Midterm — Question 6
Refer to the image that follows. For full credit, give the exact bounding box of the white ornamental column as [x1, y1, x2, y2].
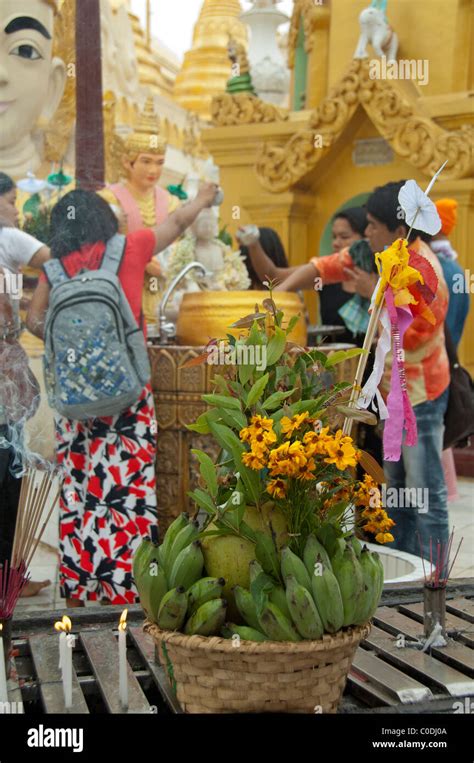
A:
[240, 0, 290, 106]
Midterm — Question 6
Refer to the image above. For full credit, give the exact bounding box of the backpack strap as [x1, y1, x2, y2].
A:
[43, 259, 69, 288]
[101, 234, 127, 276]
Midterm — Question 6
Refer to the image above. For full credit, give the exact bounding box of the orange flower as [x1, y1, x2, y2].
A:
[266, 478, 287, 499]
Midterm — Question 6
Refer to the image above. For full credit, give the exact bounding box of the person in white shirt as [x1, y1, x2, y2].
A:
[0, 172, 50, 596]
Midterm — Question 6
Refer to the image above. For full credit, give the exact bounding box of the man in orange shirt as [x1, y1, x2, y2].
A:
[242, 181, 450, 556]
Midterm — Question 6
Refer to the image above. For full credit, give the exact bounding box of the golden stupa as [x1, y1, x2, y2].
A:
[173, 0, 248, 120]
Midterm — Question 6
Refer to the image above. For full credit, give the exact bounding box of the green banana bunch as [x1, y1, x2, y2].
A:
[331, 546, 364, 627]
[281, 546, 312, 593]
[303, 534, 332, 576]
[184, 598, 227, 636]
[187, 576, 225, 616]
[169, 540, 204, 590]
[157, 586, 188, 631]
[258, 601, 301, 642]
[269, 585, 292, 621]
[353, 546, 380, 625]
[165, 519, 200, 577]
[311, 558, 344, 633]
[285, 575, 323, 640]
[158, 513, 189, 571]
[223, 623, 269, 642]
[234, 585, 261, 630]
[133, 537, 152, 583]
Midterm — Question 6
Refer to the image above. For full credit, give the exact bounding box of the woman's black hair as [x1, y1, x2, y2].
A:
[366, 180, 432, 243]
[49, 189, 119, 259]
[333, 206, 368, 237]
[0, 172, 15, 197]
[239, 227, 289, 288]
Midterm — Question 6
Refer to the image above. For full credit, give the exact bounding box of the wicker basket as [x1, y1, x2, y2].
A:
[144, 620, 370, 713]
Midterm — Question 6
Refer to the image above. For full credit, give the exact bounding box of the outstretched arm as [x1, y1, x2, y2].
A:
[152, 183, 219, 255]
[26, 281, 50, 340]
[274, 263, 320, 291]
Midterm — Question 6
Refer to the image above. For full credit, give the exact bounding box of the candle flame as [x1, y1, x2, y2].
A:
[0, 624, 3, 633]
[54, 615, 72, 633]
[118, 608, 128, 632]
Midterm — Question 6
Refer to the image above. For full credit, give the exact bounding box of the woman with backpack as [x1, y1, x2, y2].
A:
[27, 183, 219, 606]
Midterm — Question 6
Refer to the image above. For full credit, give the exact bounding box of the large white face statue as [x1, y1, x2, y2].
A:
[191, 208, 219, 242]
[0, 0, 66, 176]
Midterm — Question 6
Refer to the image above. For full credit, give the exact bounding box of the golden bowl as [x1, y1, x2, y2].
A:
[176, 291, 308, 347]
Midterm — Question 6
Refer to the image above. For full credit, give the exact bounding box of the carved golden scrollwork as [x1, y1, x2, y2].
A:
[257, 59, 474, 192]
[103, 92, 126, 184]
[211, 93, 289, 126]
[44, 0, 76, 163]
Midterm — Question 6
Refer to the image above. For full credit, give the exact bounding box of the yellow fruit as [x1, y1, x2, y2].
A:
[201, 503, 288, 619]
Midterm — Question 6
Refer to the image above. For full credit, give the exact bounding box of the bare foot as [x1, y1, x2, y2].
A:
[20, 580, 51, 598]
[66, 598, 85, 608]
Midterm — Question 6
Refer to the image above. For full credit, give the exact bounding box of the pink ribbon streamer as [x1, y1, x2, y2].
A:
[383, 288, 418, 461]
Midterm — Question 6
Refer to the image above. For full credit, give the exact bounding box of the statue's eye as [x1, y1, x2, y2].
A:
[10, 45, 42, 61]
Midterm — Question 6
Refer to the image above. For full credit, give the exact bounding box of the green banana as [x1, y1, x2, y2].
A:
[350, 535, 363, 558]
[285, 574, 323, 640]
[371, 550, 385, 604]
[234, 585, 261, 630]
[331, 546, 364, 627]
[224, 623, 269, 642]
[169, 540, 203, 590]
[258, 601, 301, 642]
[166, 520, 200, 575]
[249, 559, 264, 585]
[269, 584, 292, 621]
[353, 547, 379, 625]
[158, 513, 189, 571]
[133, 540, 160, 585]
[157, 586, 188, 631]
[184, 598, 227, 636]
[187, 576, 225, 616]
[303, 534, 332, 577]
[133, 537, 152, 583]
[145, 564, 169, 623]
[311, 560, 344, 633]
[281, 546, 312, 593]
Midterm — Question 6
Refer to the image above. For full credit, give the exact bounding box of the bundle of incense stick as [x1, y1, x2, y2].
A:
[11, 468, 60, 573]
[418, 529, 463, 589]
[0, 560, 29, 619]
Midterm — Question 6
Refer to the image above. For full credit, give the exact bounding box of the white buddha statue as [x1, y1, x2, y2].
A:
[158, 207, 250, 322]
[0, 0, 67, 179]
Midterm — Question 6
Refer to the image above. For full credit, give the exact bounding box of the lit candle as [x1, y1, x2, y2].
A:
[54, 616, 73, 709]
[118, 609, 128, 711]
[0, 624, 9, 703]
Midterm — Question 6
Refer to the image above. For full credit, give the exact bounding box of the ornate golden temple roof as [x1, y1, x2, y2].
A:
[173, 0, 248, 121]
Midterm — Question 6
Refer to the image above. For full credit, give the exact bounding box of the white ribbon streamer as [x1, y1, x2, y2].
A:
[357, 304, 391, 420]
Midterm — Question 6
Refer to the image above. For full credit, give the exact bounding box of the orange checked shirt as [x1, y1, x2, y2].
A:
[311, 239, 450, 407]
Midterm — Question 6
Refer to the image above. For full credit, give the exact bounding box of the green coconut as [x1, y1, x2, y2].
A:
[201, 503, 288, 620]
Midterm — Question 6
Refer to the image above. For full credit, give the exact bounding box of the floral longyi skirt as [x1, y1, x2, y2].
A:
[55, 385, 158, 604]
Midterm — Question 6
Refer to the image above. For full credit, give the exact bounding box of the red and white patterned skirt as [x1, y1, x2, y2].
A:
[55, 385, 158, 604]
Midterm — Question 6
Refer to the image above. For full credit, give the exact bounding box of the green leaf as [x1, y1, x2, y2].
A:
[265, 326, 287, 367]
[325, 348, 366, 368]
[186, 413, 211, 434]
[191, 449, 218, 499]
[262, 389, 296, 411]
[250, 572, 275, 618]
[285, 313, 300, 336]
[255, 531, 281, 581]
[211, 374, 230, 394]
[209, 422, 261, 506]
[238, 357, 254, 387]
[187, 489, 216, 515]
[246, 320, 263, 347]
[246, 372, 270, 408]
[239, 520, 258, 543]
[201, 393, 242, 411]
[219, 407, 248, 431]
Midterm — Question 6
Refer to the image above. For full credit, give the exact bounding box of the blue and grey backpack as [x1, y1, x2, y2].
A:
[43, 234, 151, 420]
